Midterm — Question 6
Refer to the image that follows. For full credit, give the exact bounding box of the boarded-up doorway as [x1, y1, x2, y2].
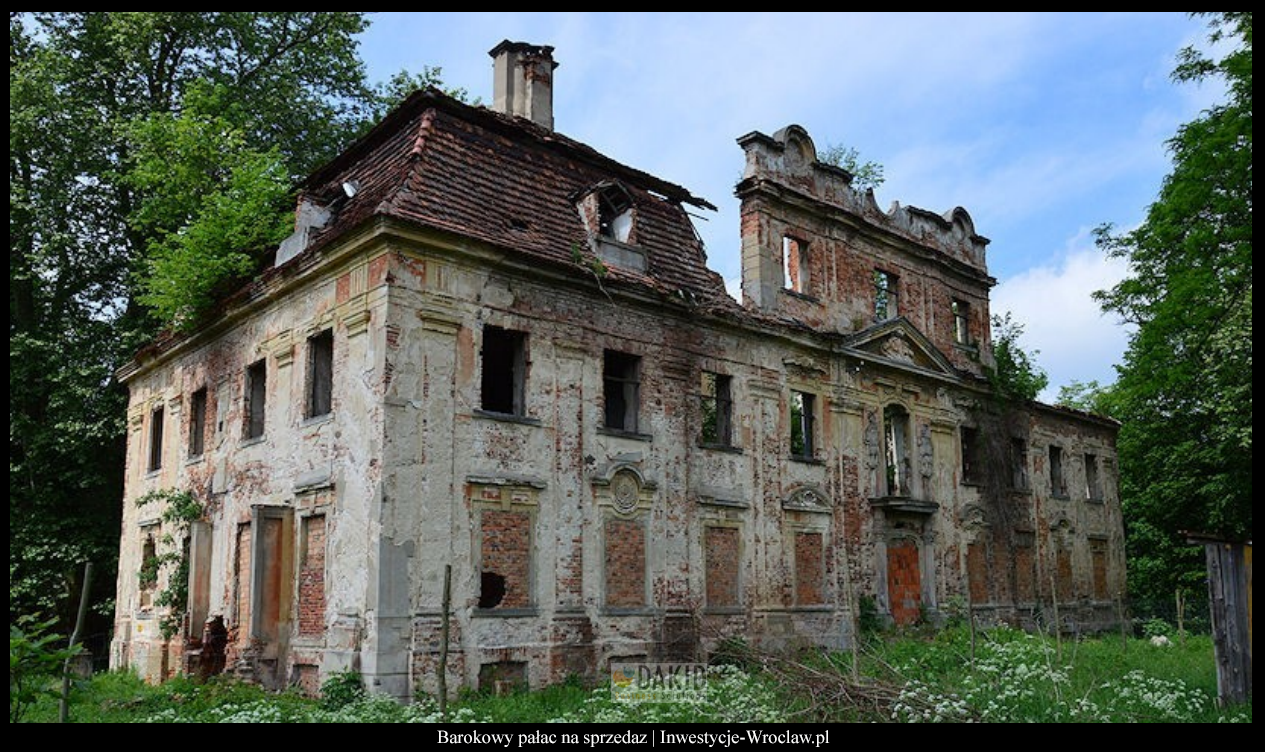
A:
[887, 540, 922, 626]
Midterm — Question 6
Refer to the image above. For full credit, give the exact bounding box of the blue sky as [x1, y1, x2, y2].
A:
[358, 12, 1220, 401]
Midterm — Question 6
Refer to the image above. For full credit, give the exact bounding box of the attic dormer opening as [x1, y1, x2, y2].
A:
[597, 185, 634, 243]
[578, 182, 647, 273]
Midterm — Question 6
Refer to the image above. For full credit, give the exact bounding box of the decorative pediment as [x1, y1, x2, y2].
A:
[783, 485, 831, 514]
[846, 317, 959, 379]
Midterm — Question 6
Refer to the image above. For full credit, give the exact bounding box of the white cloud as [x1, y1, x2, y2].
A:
[991, 230, 1132, 402]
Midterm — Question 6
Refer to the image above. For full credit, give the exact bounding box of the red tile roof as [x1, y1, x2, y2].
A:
[300, 88, 732, 305]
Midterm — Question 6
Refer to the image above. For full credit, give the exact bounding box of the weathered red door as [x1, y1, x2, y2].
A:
[887, 540, 922, 626]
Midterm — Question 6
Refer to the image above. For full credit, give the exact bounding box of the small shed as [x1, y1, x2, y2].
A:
[1185, 532, 1252, 705]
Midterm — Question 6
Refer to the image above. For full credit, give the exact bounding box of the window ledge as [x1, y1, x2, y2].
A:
[1086, 497, 1105, 505]
[472, 607, 538, 619]
[953, 342, 979, 354]
[698, 441, 742, 454]
[301, 413, 334, 429]
[473, 409, 542, 427]
[961, 479, 985, 488]
[601, 607, 656, 617]
[185, 454, 205, 466]
[790, 455, 824, 466]
[702, 607, 745, 616]
[239, 436, 266, 448]
[597, 427, 653, 442]
[1051, 493, 1070, 501]
[779, 288, 820, 303]
[787, 605, 834, 612]
[145, 469, 162, 478]
[1008, 487, 1032, 496]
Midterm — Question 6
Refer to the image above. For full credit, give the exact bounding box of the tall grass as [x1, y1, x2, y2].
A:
[24, 627, 1248, 723]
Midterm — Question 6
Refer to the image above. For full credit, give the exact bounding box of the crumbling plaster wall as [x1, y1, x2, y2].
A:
[112, 244, 392, 686]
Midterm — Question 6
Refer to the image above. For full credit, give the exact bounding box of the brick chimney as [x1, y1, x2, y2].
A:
[489, 40, 558, 131]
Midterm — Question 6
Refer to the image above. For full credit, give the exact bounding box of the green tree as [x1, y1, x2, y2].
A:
[9, 12, 435, 627]
[1094, 13, 1252, 603]
[817, 142, 885, 191]
[987, 312, 1048, 403]
[1055, 379, 1116, 417]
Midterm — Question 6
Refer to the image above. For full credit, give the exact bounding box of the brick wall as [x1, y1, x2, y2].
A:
[234, 523, 251, 639]
[967, 542, 988, 603]
[704, 526, 739, 608]
[298, 515, 326, 636]
[480, 509, 532, 608]
[794, 531, 824, 606]
[1090, 540, 1108, 600]
[1055, 547, 1073, 602]
[604, 518, 645, 608]
[1014, 542, 1035, 602]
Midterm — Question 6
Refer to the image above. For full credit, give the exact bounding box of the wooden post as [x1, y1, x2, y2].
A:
[1175, 588, 1186, 649]
[1048, 567, 1062, 661]
[1117, 592, 1128, 652]
[59, 561, 93, 723]
[438, 563, 451, 720]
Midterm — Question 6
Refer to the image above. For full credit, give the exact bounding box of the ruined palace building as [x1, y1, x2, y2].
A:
[112, 42, 1122, 696]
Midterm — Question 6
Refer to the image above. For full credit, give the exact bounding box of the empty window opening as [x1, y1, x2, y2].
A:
[874, 270, 898, 321]
[952, 299, 971, 344]
[961, 426, 983, 484]
[1011, 438, 1029, 491]
[188, 387, 208, 458]
[790, 391, 816, 459]
[480, 327, 527, 416]
[139, 533, 158, 608]
[782, 236, 809, 293]
[700, 372, 733, 446]
[598, 187, 633, 243]
[148, 406, 165, 472]
[306, 329, 333, 419]
[1049, 445, 1067, 497]
[884, 405, 912, 496]
[479, 572, 507, 609]
[1085, 453, 1102, 501]
[244, 360, 267, 440]
[603, 350, 642, 432]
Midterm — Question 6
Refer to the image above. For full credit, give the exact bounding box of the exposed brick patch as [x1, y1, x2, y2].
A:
[886, 540, 920, 625]
[1090, 540, 1108, 600]
[966, 542, 988, 603]
[704, 527, 740, 608]
[298, 515, 326, 636]
[605, 518, 645, 608]
[234, 523, 252, 640]
[1014, 543, 1035, 602]
[295, 664, 320, 697]
[1055, 547, 1074, 602]
[794, 531, 824, 606]
[480, 510, 531, 608]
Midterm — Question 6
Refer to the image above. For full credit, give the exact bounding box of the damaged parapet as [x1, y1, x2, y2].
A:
[490, 40, 558, 131]
[737, 125, 989, 272]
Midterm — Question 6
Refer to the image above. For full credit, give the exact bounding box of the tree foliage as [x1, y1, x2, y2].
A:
[9, 12, 430, 628]
[817, 142, 886, 191]
[1055, 379, 1116, 417]
[1094, 13, 1252, 602]
[987, 312, 1049, 403]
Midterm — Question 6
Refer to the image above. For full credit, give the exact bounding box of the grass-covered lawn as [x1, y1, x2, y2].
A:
[21, 627, 1251, 723]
